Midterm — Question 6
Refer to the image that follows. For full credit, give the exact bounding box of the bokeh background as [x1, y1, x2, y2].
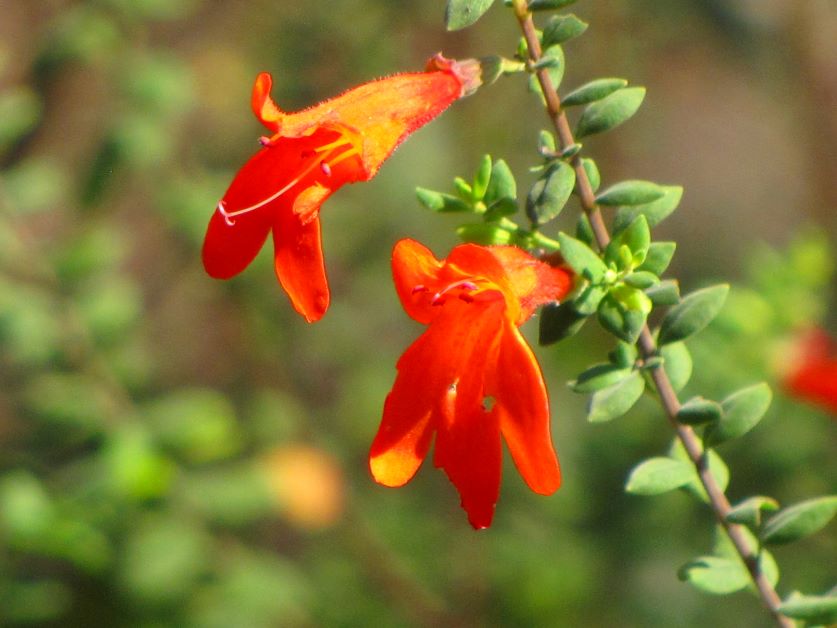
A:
[1, 0, 834, 626]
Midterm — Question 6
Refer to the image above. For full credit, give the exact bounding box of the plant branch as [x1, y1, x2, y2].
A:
[511, 3, 792, 626]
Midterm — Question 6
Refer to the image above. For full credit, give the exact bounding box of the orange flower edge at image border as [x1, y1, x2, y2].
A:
[369, 239, 574, 529]
[202, 55, 481, 322]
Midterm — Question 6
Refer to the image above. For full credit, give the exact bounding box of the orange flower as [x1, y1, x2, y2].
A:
[783, 328, 837, 416]
[369, 239, 573, 528]
[202, 55, 480, 322]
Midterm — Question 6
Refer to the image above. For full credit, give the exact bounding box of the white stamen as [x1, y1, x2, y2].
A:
[215, 137, 360, 227]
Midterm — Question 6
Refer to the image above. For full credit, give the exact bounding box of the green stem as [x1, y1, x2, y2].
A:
[512, 5, 793, 627]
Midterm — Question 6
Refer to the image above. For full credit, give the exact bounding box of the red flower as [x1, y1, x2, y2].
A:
[369, 239, 573, 529]
[202, 55, 480, 322]
[783, 328, 837, 416]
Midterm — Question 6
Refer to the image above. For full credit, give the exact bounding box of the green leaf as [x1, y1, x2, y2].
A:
[445, 0, 495, 30]
[571, 363, 632, 393]
[657, 284, 729, 345]
[573, 283, 607, 315]
[528, 0, 578, 10]
[660, 342, 692, 392]
[453, 176, 473, 199]
[483, 197, 519, 220]
[726, 496, 780, 529]
[597, 293, 646, 343]
[778, 592, 837, 625]
[575, 213, 595, 246]
[561, 78, 627, 108]
[529, 44, 565, 95]
[639, 242, 676, 276]
[539, 301, 587, 345]
[677, 396, 722, 426]
[472, 154, 492, 201]
[605, 215, 650, 267]
[526, 161, 575, 225]
[761, 495, 837, 546]
[541, 14, 588, 47]
[609, 341, 638, 368]
[625, 457, 694, 495]
[587, 370, 644, 422]
[557, 232, 606, 282]
[580, 158, 600, 192]
[705, 383, 772, 446]
[611, 284, 652, 314]
[416, 188, 472, 213]
[456, 223, 514, 245]
[623, 271, 659, 290]
[484, 158, 517, 204]
[575, 87, 645, 138]
[538, 129, 556, 156]
[613, 185, 683, 231]
[678, 556, 749, 595]
[596, 180, 666, 207]
[646, 279, 680, 306]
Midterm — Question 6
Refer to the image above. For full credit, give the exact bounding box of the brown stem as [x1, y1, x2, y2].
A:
[512, 3, 792, 626]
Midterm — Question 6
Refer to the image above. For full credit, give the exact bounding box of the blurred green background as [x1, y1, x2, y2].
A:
[0, 1, 834, 626]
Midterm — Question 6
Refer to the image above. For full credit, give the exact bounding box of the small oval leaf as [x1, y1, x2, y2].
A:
[587, 370, 645, 423]
[625, 457, 694, 495]
[539, 300, 587, 346]
[726, 496, 780, 529]
[542, 14, 588, 47]
[484, 158, 517, 204]
[657, 284, 729, 345]
[646, 279, 681, 306]
[526, 160, 575, 225]
[445, 0, 496, 31]
[456, 223, 513, 245]
[597, 293, 646, 344]
[761, 495, 837, 546]
[562, 78, 627, 108]
[778, 593, 837, 625]
[575, 87, 645, 138]
[613, 185, 683, 231]
[596, 180, 666, 206]
[677, 396, 722, 426]
[471, 154, 493, 201]
[557, 232, 607, 282]
[678, 556, 749, 595]
[580, 158, 600, 192]
[605, 215, 650, 267]
[705, 383, 772, 446]
[571, 363, 631, 393]
[639, 242, 676, 276]
[416, 188, 472, 213]
[660, 341, 692, 392]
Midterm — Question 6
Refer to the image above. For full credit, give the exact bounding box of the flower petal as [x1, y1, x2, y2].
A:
[369, 331, 441, 487]
[492, 324, 561, 495]
[435, 399, 502, 530]
[272, 207, 329, 323]
[391, 239, 444, 324]
[202, 151, 277, 279]
[251, 72, 283, 132]
[430, 300, 505, 529]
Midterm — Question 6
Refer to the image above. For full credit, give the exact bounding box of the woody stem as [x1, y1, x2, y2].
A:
[511, 3, 792, 626]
